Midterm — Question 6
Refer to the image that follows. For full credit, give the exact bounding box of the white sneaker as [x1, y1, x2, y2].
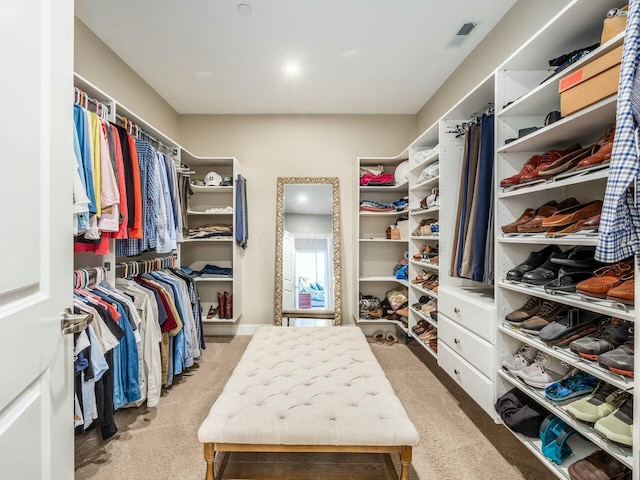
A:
[517, 352, 573, 389]
[502, 344, 539, 375]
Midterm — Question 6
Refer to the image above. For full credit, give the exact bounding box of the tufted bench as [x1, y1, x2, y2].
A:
[198, 326, 420, 480]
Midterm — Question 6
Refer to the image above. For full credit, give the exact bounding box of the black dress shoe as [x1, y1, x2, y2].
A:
[506, 245, 562, 281]
[549, 245, 598, 268]
[543, 267, 596, 293]
[521, 252, 566, 285]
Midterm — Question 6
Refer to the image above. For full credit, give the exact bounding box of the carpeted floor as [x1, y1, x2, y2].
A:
[75, 334, 555, 480]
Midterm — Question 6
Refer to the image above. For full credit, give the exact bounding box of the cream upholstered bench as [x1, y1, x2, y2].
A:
[198, 326, 420, 480]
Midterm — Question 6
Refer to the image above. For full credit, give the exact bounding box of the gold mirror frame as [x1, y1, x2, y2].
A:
[274, 177, 341, 326]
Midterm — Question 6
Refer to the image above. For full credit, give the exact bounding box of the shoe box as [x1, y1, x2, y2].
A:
[559, 44, 623, 117]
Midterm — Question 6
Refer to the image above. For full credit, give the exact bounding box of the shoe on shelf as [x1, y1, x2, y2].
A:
[501, 344, 539, 375]
[567, 450, 631, 480]
[517, 351, 574, 389]
[594, 395, 633, 446]
[607, 278, 635, 305]
[505, 296, 542, 325]
[542, 267, 596, 293]
[506, 245, 562, 281]
[538, 145, 593, 178]
[541, 200, 603, 228]
[569, 318, 632, 361]
[501, 201, 560, 234]
[566, 381, 626, 423]
[598, 327, 635, 377]
[518, 144, 581, 183]
[549, 245, 598, 269]
[206, 304, 216, 319]
[538, 308, 605, 346]
[517, 198, 580, 233]
[544, 370, 598, 405]
[576, 260, 634, 298]
[521, 252, 564, 285]
[519, 301, 568, 335]
[575, 123, 616, 171]
[500, 154, 543, 187]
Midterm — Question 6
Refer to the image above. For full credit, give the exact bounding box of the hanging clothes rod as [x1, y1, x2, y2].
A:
[115, 255, 177, 278]
[74, 87, 111, 119]
[73, 266, 109, 289]
[115, 114, 179, 156]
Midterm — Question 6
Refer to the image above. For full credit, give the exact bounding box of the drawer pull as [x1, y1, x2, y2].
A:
[454, 369, 460, 375]
[454, 307, 461, 314]
[454, 338, 460, 344]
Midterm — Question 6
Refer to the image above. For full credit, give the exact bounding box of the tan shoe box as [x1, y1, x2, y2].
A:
[558, 44, 623, 117]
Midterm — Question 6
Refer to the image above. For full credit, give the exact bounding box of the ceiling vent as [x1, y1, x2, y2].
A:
[446, 22, 478, 48]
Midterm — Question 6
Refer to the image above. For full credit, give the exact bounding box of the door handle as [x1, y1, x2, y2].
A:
[60, 308, 92, 335]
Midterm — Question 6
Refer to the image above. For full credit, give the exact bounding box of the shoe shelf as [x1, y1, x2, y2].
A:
[359, 276, 409, 287]
[409, 151, 439, 174]
[497, 95, 618, 155]
[358, 317, 409, 333]
[408, 329, 438, 360]
[200, 303, 235, 324]
[498, 33, 624, 119]
[498, 167, 610, 199]
[498, 369, 633, 470]
[194, 277, 233, 283]
[359, 210, 409, 217]
[505, 427, 599, 480]
[410, 176, 439, 192]
[359, 182, 408, 193]
[360, 238, 408, 243]
[498, 280, 635, 323]
[410, 206, 439, 215]
[409, 282, 438, 300]
[498, 324, 634, 392]
[409, 235, 439, 241]
[411, 306, 438, 329]
[409, 259, 439, 271]
[497, 235, 598, 247]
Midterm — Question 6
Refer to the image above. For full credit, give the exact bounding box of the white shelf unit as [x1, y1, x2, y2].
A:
[356, 154, 410, 327]
[494, 1, 638, 478]
[179, 150, 243, 323]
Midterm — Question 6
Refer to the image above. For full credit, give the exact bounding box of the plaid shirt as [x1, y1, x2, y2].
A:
[596, 0, 640, 262]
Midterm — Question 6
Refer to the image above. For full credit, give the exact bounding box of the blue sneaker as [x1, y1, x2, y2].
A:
[545, 370, 598, 405]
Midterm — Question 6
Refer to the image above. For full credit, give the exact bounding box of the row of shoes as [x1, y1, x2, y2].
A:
[411, 218, 439, 236]
[502, 198, 601, 237]
[372, 330, 400, 346]
[411, 271, 439, 292]
[206, 291, 233, 319]
[411, 296, 437, 319]
[568, 450, 631, 480]
[505, 245, 634, 304]
[500, 123, 615, 189]
[412, 244, 439, 264]
[506, 299, 635, 377]
[502, 347, 634, 446]
[416, 188, 439, 210]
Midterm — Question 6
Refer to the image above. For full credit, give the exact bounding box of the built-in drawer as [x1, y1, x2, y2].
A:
[438, 286, 495, 342]
[438, 341, 495, 417]
[438, 314, 495, 380]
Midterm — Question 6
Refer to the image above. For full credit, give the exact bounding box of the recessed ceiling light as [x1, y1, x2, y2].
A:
[237, 3, 252, 16]
[285, 64, 300, 75]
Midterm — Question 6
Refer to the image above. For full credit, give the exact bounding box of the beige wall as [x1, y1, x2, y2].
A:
[179, 114, 416, 325]
[416, 0, 572, 132]
[74, 18, 181, 140]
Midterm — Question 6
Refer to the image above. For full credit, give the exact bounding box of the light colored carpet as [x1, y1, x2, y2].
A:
[75, 335, 555, 480]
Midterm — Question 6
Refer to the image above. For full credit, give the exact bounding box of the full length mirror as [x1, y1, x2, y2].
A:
[275, 177, 341, 326]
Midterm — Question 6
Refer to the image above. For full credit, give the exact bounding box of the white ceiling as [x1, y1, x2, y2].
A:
[75, 0, 516, 115]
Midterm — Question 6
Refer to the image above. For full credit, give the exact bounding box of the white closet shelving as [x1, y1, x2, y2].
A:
[73, 73, 244, 326]
[356, 155, 410, 332]
[494, 0, 637, 478]
[179, 150, 243, 323]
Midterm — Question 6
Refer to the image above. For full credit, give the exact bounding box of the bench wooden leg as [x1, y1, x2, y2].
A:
[400, 446, 412, 480]
[204, 443, 215, 480]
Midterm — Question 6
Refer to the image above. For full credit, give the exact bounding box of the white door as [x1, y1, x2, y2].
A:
[283, 231, 295, 309]
[0, 1, 75, 479]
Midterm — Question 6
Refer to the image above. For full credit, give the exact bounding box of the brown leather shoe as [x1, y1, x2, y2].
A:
[575, 123, 616, 171]
[517, 198, 579, 233]
[501, 208, 536, 233]
[505, 296, 542, 325]
[546, 213, 601, 237]
[518, 144, 581, 183]
[576, 261, 633, 298]
[217, 291, 226, 319]
[500, 154, 542, 187]
[607, 279, 634, 305]
[224, 291, 233, 319]
[538, 145, 593, 177]
[567, 450, 631, 480]
[542, 200, 603, 228]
